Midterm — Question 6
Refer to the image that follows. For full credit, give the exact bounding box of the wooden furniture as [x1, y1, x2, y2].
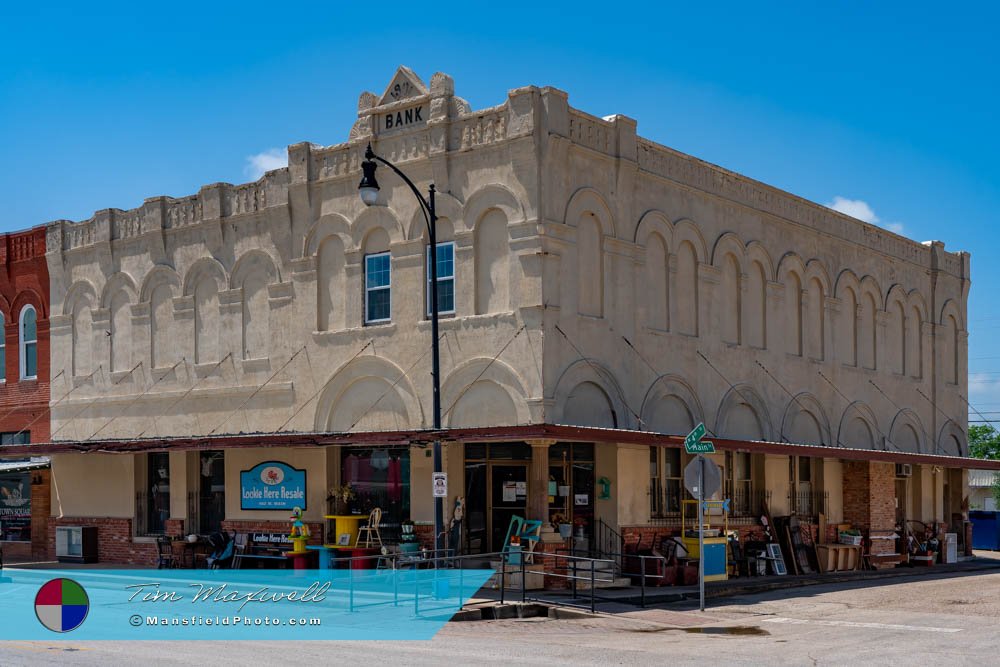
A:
[172, 539, 211, 568]
[283, 549, 318, 570]
[56, 526, 98, 563]
[156, 536, 177, 569]
[815, 544, 860, 572]
[356, 508, 383, 548]
[324, 514, 366, 549]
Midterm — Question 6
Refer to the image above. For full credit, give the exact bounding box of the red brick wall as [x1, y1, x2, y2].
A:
[842, 461, 897, 559]
[48, 517, 158, 566]
[221, 520, 322, 546]
[0, 227, 50, 443]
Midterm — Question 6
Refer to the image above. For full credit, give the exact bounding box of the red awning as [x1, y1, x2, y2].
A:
[2, 423, 997, 470]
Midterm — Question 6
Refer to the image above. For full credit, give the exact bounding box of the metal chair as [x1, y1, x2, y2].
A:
[156, 536, 177, 569]
[356, 508, 383, 548]
[231, 533, 248, 569]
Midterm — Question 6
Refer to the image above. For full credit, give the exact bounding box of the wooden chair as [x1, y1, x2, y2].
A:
[356, 508, 383, 548]
[156, 536, 177, 569]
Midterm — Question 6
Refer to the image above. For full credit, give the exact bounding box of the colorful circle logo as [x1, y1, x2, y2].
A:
[35, 578, 89, 633]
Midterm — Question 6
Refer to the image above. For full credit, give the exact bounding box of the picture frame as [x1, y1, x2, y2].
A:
[338, 533, 352, 546]
[766, 543, 787, 575]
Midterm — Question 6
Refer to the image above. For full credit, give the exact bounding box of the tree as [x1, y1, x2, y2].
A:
[968, 424, 1000, 460]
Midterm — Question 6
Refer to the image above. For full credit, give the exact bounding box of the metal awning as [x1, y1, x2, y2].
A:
[1, 424, 996, 470]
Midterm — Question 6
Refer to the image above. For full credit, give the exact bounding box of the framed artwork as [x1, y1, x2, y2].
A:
[338, 533, 352, 546]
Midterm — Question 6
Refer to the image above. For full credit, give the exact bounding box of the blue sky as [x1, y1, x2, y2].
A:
[2, 3, 998, 420]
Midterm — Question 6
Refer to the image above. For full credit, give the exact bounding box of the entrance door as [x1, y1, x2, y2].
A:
[489, 464, 528, 552]
[198, 451, 225, 534]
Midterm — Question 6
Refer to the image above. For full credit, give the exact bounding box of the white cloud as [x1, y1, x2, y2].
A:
[825, 196, 905, 235]
[244, 148, 287, 179]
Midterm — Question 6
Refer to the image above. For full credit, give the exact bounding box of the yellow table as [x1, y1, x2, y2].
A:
[323, 514, 365, 548]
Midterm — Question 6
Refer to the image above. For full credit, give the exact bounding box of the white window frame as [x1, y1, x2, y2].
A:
[19, 305, 37, 380]
[364, 252, 392, 324]
[426, 241, 456, 317]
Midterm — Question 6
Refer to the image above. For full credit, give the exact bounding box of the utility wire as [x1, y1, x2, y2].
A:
[137, 353, 233, 438]
[276, 340, 373, 433]
[755, 360, 824, 445]
[913, 387, 959, 454]
[14, 366, 101, 440]
[209, 346, 307, 435]
[347, 333, 446, 431]
[86, 357, 187, 441]
[696, 350, 770, 441]
[817, 370, 900, 451]
[441, 325, 525, 421]
[959, 393, 1000, 433]
[867, 380, 925, 453]
[621, 335, 715, 437]
[554, 324, 643, 428]
[49, 362, 141, 440]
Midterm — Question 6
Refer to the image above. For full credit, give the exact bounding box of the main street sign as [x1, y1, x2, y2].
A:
[684, 422, 715, 454]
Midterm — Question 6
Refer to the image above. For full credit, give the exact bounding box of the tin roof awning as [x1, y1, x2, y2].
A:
[1, 424, 997, 471]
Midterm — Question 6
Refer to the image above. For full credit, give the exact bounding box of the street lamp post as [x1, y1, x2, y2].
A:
[358, 143, 445, 555]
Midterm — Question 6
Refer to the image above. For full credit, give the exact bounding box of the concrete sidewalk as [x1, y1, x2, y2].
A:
[468, 552, 1000, 610]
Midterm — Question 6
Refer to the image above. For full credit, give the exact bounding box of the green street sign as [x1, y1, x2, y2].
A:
[685, 422, 706, 448]
[685, 440, 715, 455]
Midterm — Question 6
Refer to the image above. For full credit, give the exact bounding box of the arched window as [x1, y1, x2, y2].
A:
[19, 305, 37, 380]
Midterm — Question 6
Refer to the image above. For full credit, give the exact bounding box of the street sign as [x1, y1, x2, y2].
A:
[686, 440, 715, 454]
[684, 456, 721, 498]
[432, 472, 448, 498]
[684, 422, 715, 454]
[684, 423, 706, 449]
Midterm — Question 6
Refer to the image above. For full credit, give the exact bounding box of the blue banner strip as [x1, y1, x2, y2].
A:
[0, 568, 495, 640]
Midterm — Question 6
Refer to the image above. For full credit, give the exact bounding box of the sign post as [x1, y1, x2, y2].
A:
[698, 455, 705, 612]
[682, 423, 717, 612]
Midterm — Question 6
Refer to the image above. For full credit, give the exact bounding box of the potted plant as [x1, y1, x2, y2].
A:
[552, 513, 572, 539]
[399, 520, 419, 555]
[327, 483, 355, 515]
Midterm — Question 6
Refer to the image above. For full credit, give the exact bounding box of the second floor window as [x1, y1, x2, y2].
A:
[19, 306, 36, 380]
[365, 252, 391, 324]
[427, 242, 455, 316]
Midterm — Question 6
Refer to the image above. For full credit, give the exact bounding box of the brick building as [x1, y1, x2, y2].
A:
[1, 67, 996, 567]
[0, 226, 51, 560]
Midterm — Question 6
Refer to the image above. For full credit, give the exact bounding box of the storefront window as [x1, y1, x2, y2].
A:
[141, 452, 170, 536]
[341, 447, 410, 540]
[0, 472, 31, 541]
[651, 447, 683, 518]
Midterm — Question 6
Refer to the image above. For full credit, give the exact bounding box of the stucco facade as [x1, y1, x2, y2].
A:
[38, 67, 975, 561]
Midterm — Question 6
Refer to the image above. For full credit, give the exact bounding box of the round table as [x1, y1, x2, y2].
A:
[323, 514, 366, 547]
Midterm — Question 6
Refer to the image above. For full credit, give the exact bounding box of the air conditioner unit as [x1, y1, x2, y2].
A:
[895, 463, 912, 478]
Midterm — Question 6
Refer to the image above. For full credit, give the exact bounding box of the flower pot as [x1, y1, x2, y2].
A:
[558, 523, 573, 539]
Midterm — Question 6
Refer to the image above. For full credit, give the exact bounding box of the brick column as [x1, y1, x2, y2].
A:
[842, 460, 896, 560]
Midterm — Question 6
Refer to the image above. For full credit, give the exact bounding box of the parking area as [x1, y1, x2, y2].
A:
[0, 557, 997, 666]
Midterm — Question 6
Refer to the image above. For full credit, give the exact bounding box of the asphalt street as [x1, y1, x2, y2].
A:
[2, 566, 998, 666]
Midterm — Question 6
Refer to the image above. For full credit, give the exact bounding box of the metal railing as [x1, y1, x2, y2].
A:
[788, 490, 829, 520]
[135, 491, 168, 537]
[649, 489, 771, 526]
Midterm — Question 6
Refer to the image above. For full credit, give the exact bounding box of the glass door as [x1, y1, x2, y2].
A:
[489, 464, 528, 552]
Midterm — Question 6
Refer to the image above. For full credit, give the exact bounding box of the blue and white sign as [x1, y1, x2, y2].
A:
[240, 461, 307, 510]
